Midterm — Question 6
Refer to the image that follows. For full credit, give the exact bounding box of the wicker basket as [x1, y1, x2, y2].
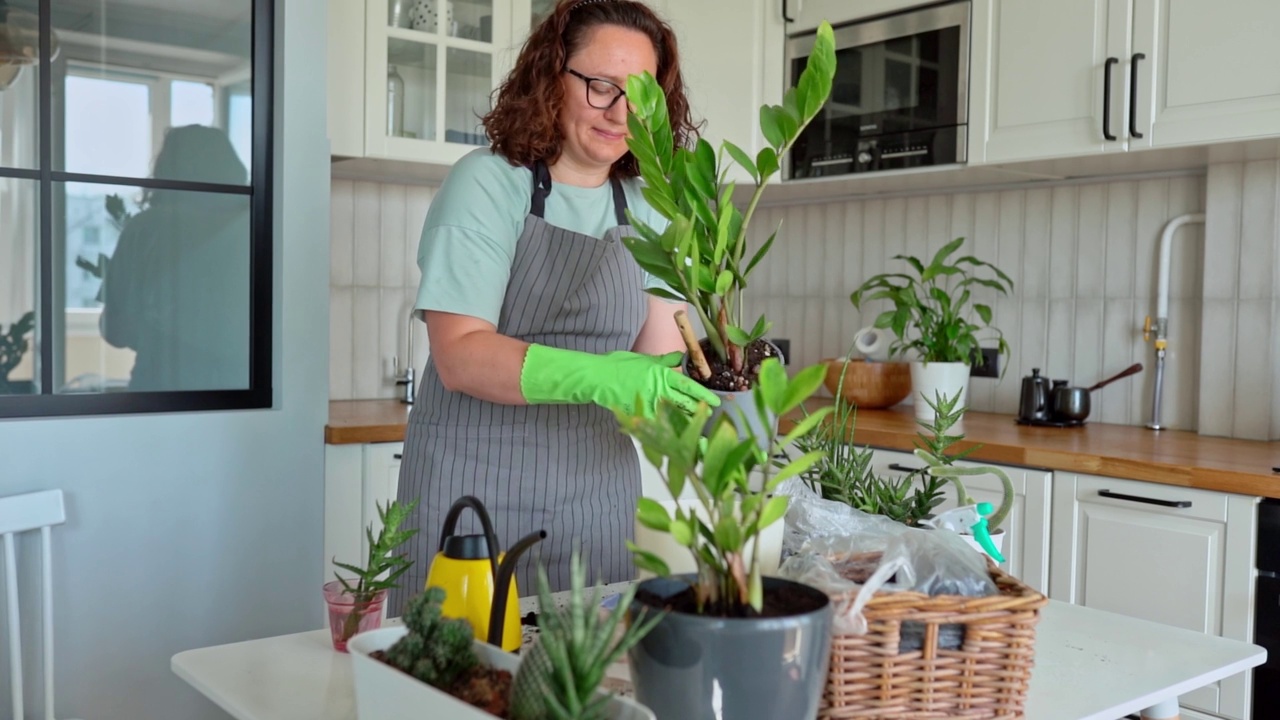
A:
[819, 555, 1048, 719]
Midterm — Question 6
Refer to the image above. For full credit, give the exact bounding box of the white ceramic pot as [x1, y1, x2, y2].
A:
[632, 497, 785, 580]
[909, 360, 970, 433]
[349, 627, 655, 720]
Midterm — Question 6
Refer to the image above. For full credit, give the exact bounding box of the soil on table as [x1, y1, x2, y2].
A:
[692, 338, 779, 392]
[635, 581, 824, 618]
[371, 651, 513, 718]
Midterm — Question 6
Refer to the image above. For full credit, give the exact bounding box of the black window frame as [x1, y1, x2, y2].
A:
[0, 0, 274, 419]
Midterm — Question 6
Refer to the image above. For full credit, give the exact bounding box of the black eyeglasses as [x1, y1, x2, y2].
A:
[564, 67, 628, 110]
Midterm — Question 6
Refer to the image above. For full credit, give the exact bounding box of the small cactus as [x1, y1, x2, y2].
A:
[385, 586, 479, 689]
[509, 553, 663, 720]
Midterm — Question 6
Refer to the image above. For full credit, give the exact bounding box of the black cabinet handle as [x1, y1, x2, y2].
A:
[393, 453, 402, 460]
[782, 0, 794, 22]
[1103, 57, 1118, 140]
[1129, 53, 1145, 139]
[1098, 489, 1191, 508]
[888, 463, 924, 473]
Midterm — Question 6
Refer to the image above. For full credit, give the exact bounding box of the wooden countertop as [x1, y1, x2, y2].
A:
[325, 400, 412, 444]
[782, 402, 1280, 499]
[328, 399, 1280, 498]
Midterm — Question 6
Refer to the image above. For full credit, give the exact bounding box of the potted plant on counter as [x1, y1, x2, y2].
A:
[620, 21, 836, 438]
[849, 237, 1014, 429]
[614, 357, 835, 720]
[348, 553, 660, 720]
[325, 499, 418, 652]
[0, 310, 35, 395]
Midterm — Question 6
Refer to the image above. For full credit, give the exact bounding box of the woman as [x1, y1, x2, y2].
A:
[389, 0, 717, 613]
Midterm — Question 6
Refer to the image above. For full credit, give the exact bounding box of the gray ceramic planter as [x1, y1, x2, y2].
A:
[708, 387, 776, 453]
[627, 575, 833, 720]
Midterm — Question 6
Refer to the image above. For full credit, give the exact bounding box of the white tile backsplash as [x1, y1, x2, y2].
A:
[332, 162, 1279, 439]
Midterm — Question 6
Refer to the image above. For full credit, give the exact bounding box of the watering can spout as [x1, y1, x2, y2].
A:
[489, 530, 546, 646]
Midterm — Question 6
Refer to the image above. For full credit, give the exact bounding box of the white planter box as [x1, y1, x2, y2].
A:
[349, 627, 655, 720]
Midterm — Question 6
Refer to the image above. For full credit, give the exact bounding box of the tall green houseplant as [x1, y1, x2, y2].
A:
[622, 22, 836, 390]
[850, 237, 1013, 366]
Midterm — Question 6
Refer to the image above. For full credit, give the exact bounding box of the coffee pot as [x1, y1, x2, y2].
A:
[1017, 368, 1052, 423]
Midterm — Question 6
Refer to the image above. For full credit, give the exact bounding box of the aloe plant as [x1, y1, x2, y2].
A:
[331, 499, 419, 642]
[509, 553, 663, 720]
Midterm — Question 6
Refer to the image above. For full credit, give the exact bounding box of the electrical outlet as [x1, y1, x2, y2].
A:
[770, 338, 791, 365]
[970, 347, 999, 378]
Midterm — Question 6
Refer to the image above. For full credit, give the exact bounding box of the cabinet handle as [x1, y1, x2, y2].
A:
[1098, 489, 1191, 508]
[1103, 57, 1118, 141]
[782, 0, 794, 22]
[393, 453, 402, 460]
[888, 463, 924, 473]
[1129, 53, 1145, 139]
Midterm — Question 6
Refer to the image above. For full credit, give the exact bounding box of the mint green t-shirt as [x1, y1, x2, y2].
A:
[414, 148, 669, 325]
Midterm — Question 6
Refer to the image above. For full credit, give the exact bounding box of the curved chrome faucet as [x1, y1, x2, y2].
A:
[393, 310, 417, 404]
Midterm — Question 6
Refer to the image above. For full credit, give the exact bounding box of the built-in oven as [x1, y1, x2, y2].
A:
[1254, 498, 1280, 714]
[785, 1, 970, 179]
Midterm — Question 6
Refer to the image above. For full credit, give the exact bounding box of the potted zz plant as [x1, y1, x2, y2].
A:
[621, 21, 836, 442]
[614, 357, 836, 720]
[325, 499, 418, 652]
[348, 552, 660, 720]
[849, 237, 1014, 429]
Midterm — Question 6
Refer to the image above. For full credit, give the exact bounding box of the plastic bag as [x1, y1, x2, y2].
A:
[776, 478, 997, 645]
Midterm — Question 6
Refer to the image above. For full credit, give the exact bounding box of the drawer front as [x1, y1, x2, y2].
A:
[1074, 474, 1227, 523]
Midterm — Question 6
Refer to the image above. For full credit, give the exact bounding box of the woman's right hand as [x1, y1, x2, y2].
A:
[521, 345, 720, 416]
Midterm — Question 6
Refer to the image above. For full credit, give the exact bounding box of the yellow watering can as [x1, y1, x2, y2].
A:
[424, 496, 545, 652]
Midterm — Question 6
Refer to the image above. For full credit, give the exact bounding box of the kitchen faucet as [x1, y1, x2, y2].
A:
[393, 310, 417, 404]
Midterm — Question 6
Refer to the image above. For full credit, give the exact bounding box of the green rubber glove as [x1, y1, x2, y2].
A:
[520, 345, 721, 416]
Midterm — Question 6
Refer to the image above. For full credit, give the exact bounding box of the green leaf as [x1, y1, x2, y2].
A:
[714, 269, 734, 295]
[636, 498, 671, 532]
[626, 542, 672, 577]
[757, 495, 789, 529]
[669, 518, 695, 546]
[779, 362, 827, 414]
[755, 147, 779, 178]
[974, 303, 994, 325]
[725, 324, 752, 347]
[780, 405, 833, 447]
[713, 516, 743, 553]
[744, 228, 778, 278]
[759, 106, 783, 148]
[770, 449, 826, 486]
[724, 141, 759, 182]
[756, 358, 788, 414]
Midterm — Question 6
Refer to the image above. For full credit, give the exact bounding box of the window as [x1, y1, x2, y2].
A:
[0, 0, 273, 417]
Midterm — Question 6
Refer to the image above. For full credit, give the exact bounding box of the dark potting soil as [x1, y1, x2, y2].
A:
[635, 582, 825, 619]
[695, 338, 779, 392]
[370, 650, 513, 717]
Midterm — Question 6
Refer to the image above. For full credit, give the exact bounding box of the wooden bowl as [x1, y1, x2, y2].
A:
[821, 358, 912, 409]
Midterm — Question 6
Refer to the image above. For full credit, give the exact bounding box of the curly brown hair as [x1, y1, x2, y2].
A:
[483, 0, 698, 178]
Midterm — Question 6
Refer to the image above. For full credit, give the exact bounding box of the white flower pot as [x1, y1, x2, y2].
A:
[349, 627, 655, 720]
[632, 497, 784, 580]
[909, 361, 970, 433]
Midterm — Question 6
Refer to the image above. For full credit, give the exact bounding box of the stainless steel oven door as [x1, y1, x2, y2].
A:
[785, 1, 970, 179]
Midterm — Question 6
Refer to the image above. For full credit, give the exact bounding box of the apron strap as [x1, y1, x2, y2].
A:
[609, 175, 629, 226]
[529, 160, 631, 226]
[529, 161, 553, 219]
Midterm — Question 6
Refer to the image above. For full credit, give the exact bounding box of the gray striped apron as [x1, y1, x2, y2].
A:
[389, 161, 647, 616]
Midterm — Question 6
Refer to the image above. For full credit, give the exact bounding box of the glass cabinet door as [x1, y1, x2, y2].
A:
[372, 0, 507, 159]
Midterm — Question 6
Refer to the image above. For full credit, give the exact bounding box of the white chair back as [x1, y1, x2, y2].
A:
[0, 489, 67, 720]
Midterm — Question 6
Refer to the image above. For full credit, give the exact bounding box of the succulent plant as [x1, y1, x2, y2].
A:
[385, 586, 479, 690]
[509, 553, 662, 720]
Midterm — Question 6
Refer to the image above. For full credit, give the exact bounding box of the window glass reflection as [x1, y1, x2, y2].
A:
[85, 127, 251, 393]
[0, 178, 38, 395]
[53, 0, 253, 183]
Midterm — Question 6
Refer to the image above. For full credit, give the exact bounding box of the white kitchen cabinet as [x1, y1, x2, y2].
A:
[324, 441, 404, 575]
[1133, 0, 1280, 148]
[870, 447, 1052, 593]
[328, 0, 517, 166]
[978, 0, 1280, 164]
[646, 0, 786, 185]
[1049, 473, 1259, 720]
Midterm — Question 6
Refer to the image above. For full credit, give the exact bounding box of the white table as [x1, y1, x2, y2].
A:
[173, 599, 1265, 720]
